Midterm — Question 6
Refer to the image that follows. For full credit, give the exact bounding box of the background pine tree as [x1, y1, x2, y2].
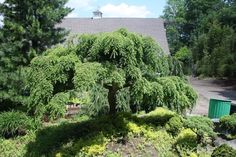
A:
[0, 0, 72, 110]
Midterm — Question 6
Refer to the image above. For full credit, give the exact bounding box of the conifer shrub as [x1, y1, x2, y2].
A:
[27, 29, 197, 117]
[141, 107, 176, 125]
[184, 116, 216, 144]
[156, 76, 197, 114]
[165, 116, 184, 135]
[175, 128, 198, 150]
[220, 113, 236, 135]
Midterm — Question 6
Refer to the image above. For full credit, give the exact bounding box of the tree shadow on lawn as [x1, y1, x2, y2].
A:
[24, 114, 131, 157]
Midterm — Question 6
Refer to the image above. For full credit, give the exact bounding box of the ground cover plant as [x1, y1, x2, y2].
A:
[0, 108, 215, 157]
[184, 116, 216, 145]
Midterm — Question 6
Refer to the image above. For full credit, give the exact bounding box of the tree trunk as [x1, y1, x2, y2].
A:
[108, 87, 118, 115]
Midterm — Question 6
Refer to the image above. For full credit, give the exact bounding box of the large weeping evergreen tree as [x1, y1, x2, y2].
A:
[0, 0, 72, 110]
[27, 29, 197, 117]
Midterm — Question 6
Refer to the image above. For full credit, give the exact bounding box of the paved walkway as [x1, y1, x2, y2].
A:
[188, 77, 236, 115]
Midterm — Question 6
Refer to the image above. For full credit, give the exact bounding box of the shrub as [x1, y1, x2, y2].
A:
[220, 113, 236, 134]
[189, 152, 198, 157]
[176, 128, 198, 149]
[142, 107, 176, 125]
[211, 144, 236, 157]
[105, 151, 122, 157]
[0, 111, 33, 138]
[127, 122, 142, 135]
[165, 116, 184, 135]
[127, 122, 176, 157]
[184, 116, 216, 144]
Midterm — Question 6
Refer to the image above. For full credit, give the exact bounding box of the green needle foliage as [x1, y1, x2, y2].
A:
[0, 0, 72, 111]
[27, 29, 197, 117]
[220, 113, 236, 135]
[27, 46, 80, 117]
[0, 0, 72, 61]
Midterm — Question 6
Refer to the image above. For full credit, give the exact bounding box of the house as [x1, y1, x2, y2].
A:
[58, 10, 170, 54]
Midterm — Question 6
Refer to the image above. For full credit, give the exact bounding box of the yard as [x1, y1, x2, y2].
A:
[0, 0, 236, 157]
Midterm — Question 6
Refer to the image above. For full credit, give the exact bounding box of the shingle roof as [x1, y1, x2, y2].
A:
[58, 18, 170, 54]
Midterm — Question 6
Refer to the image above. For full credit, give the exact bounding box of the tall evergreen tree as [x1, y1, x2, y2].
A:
[0, 0, 72, 65]
[0, 0, 72, 110]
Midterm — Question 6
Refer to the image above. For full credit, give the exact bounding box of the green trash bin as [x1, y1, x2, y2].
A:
[208, 98, 231, 119]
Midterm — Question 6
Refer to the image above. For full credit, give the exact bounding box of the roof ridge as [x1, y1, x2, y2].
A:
[64, 17, 163, 20]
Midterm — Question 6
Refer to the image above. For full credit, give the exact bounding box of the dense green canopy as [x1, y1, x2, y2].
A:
[0, 0, 72, 63]
[27, 29, 197, 117]
[0, 0, 72, 110]
[163, 0, 236, 77]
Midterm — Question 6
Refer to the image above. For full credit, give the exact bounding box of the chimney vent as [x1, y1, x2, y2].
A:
[92, 10, 102, 19]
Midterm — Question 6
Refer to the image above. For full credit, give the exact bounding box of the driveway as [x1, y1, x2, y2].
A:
[188, 77, 236, 115]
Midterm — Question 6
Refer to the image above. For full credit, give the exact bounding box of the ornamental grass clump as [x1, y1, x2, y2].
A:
[0, 111, 33, 138]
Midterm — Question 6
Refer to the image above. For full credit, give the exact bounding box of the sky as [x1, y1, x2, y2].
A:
[66, 0, 167, 18]
[0, 0, 167, 25]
